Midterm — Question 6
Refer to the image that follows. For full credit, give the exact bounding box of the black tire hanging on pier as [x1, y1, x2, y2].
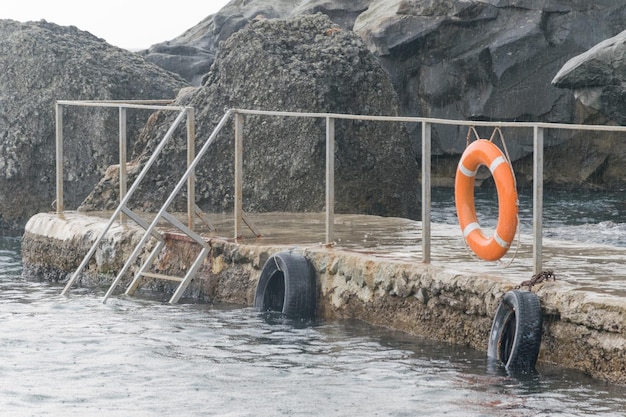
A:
[254, 251, 316, 319]
[487, 290, 543, 372]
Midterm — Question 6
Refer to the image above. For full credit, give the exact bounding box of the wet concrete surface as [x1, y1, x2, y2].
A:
[138, 211, 626, 297]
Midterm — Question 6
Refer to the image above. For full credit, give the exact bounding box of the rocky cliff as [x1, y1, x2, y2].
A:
[553, 29, 626, 126]
[4, 1, 626, 234]
[142, 0, 626, 186]
[535, 29, 626, 189]
[0, 20, 188, 235]
[82, 14, 420, 220]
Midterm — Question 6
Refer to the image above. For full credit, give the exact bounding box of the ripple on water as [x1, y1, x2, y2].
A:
[4, 192, 626, 417]
[1, 270, 626, 416]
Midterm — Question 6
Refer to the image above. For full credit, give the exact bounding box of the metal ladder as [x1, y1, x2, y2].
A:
[61, 109, 233, 303]
[102, 206, 211, 304]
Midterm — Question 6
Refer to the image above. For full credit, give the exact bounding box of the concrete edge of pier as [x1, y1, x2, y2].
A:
[20, 212, 626, 385]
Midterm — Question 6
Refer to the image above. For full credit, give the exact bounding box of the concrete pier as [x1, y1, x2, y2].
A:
[21, 211, 626, 384]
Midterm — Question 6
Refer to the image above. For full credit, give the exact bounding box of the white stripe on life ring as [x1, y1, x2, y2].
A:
[463, 222, 481, 238]
[494, 231, 510, 248]
[459, 162, 477, 178]
[489, 156, 506, 174]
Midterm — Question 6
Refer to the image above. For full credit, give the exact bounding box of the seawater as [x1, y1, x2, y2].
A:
[432, 187, 626, 247]
[2, 231, 626, 416]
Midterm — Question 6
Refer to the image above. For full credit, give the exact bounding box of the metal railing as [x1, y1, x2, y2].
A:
[56, 100, 203, 300]
[55, 104, 626, 279]
[55, 99, 197, 229]
[230, 109, 626, 274]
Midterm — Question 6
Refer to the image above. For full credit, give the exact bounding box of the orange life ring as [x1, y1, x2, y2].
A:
[455, 139, 518, 261]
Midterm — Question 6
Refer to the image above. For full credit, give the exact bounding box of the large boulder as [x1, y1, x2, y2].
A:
[141, 0, 626, 187]
[82, 14, 420, 220]
[140, 0, 371, 86]
[528, 29, 626, 189]
[552, 29, 626, 126]
[0, 20, 188, 235]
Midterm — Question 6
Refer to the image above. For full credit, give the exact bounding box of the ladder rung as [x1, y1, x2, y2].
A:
[140, 272, 184, 282]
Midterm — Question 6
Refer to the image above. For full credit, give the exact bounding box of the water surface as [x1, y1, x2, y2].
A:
[432, 187, 626, 247]
[2, 236, 626, 416]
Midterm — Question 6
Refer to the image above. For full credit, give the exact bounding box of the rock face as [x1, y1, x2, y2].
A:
[553, 29, 626, 126]
[142, 0, 626, 187]
[83, 14, 420, 220]
[7, 3, 626, 236]
[530, 29, 626, 189]
[140, 0, 372, 86]
[0, 20, 188, 235]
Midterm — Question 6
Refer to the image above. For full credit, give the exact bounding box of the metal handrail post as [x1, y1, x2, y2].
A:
[533, 126, 544, 274]
[55, 102, 64, 217]
[234, 112, 243, 239]
[119, 107, 127, 225]
[186, 107, 195, 230]
[326, 117, 335, 244]
[421, 122, 432, 263]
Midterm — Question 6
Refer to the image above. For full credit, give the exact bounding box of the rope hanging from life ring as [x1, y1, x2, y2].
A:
[455, 127, 519, 262]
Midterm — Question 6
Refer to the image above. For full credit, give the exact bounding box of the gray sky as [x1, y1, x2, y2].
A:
[2, 0, 231, 50]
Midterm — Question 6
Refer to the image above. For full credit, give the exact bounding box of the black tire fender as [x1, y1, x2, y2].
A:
[253, 251, 316, 319]
[487, 290, 543, 372]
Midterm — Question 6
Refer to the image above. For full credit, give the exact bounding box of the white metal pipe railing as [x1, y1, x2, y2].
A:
[234, 112, 244, 239]
[55, 100, 196, 228]
[118, 107, 127, 225]
[533, 126, 544, 274]
[101, 110, 233, 302]
[421, 122, 432, 263]
[232, 108, 626, 132]
[55, 103, 64, 216]
[186, 107, 196, 230]
[60, 107, 191, 295]
[54, 102, 626, 277]
[230, 108, 626, 274]
[326, 117, 335, 244]
[56, 99, 177, 110]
